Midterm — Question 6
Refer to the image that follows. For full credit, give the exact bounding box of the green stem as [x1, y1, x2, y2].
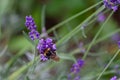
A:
[69, 28, 120, 55]
[95, 29, 120, 44]
[82, 11, 114, 60]
[56, 5, 105, 46]
[41, 5, 46, 28]
[96, 49, 120, 80]
[53, 30, 59, 40]
[7, 57, 39, 80]
[0, 26, 1, 38]
[47, 1, 103, 33]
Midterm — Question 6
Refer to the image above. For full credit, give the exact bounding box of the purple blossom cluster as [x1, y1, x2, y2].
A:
[25, 16, 56, 61]
[37, 38, 56, 61]
[110, 76, 117, 80]
[71, 59, 84, 74]
[68, 59, 84, 80]
[25, 16, 40, 40]
[103, 0, 120, 11]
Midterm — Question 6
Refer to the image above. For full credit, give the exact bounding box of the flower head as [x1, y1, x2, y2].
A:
[29, 30, 40, 40]
[110, 76, 117, 80]
[97, 13, 106, 22]
[25, 15, 40, 40]
[118, 41, 120, 48]
[25, 16, 37, 30]
[71, 59, 84, 74]
[37, 38, 56, 61]
[103, 0, 120, 11]
[111, 33, 120, 41]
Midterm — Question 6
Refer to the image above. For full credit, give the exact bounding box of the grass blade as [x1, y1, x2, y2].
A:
[47, 1, 103, 33]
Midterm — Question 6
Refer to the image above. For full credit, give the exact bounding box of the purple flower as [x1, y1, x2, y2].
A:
[37, 38, 56, 61]
[110, 0, 120, 4]
[24, 15, 57, 62]
[118, 41, 120, 48]
[25, 15, 37, 30]
[25, 15, 40, 40]
[103, 0, 120, 11]
[29, 30, 40, 40]
[97, 13, 106, 22]
[67, 74, 72, 80]
[71, 59, 84, 74]
[74, 76, 80, 80]
[110, 76, 117, 80]
[111, 33, 120, 41]
[40, 54, 48, 61]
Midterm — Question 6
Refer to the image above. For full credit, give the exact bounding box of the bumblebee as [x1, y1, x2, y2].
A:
[43, 48, 60, 61]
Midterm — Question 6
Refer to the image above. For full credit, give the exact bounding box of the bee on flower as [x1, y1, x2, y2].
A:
[25, 15, 59, 62]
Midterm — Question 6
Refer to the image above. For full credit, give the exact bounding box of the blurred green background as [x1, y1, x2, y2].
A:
[0, 0, 120, 80]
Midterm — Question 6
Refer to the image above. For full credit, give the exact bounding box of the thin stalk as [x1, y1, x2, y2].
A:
[0, 26, 1, 38]
[82, 11, 114, 59]
[56, 6, 105, 46]
[66, 23, 79, 46]
[41, 5, 46, 28]
[96, 49, 120, 80]
[53, 30, 59, 40]
[95, 29, 120, 44]
[7, 57, 39, 80]
[47, 1, 103, 33]
[28, 45, 37, 75]
[70, 28, 120, 55]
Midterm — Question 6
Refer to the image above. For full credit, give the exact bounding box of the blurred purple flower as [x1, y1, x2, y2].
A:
[118, 41, 120, 48]
[25, 15, 40, 40]
[71, 59, 84, 74]
[67, 74, 72, 80]
[68, 59, 84, 80]
[97, 13, 106, 22]
[114, 64, 120, 74]
[103, 0, 120, 11]
[110, 76, 117, 80]
[74, 76, 80, 80]
[37, 38, 56, 61]
[111, 33, 120, 42]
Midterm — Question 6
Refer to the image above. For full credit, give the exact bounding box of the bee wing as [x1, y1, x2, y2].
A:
[50, 55, 60, 61]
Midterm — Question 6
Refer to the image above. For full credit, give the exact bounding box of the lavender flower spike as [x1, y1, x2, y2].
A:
[25, 15, 37, 30]
[110, 76, 117, 80]
[29, 30, 40, 40]
[37, 38, 56, 61]
[25, 15, 40, 40]
[71, 59, 84, 74]
[103, 0, 120, 11]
